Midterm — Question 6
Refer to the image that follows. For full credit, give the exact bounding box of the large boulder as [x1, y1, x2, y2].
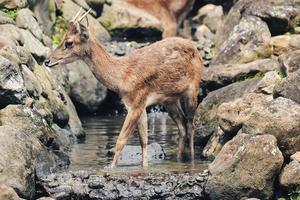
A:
[215, 0, 300, 49]
[65, 61, 107, 113]
[211, 16, 271, 65]
[274, 69, 300, 104]
[194, 78, 262, 147]
[0, 55, 27, 108]
[204, 59, 279, 89]
[16, 8, 43, 40]
[279, 160, 300, 187]
[0, 124, 56, 199]
[99, 0, 163, 41]
[243, 97, 300, 157]
[206, 134, 284, 200]
[61, 0, 110, 42]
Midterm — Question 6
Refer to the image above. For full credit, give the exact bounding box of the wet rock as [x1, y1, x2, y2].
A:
[16, 8, 43, 40]
[65, 60, 107, 113]
[0, 184, 23, 200]
[279, 160, 300, 187]
[0, 55, 27, 108]
[0, 0, 27, 9]
[242, 97, 300, 157]
[206, 134, 284, 200]
[99, 0, 163, 42]
[61, 1, 110, 42]
[204, 59, 280, 89]
[274, 69, 300, 104]
[271, 35, 300, 56]
[212, 16, 271, 65]
[193, 4, 224, 33]
[19, 29, 50, 60]
[40, 171, 209, 199]
[280, 50, 300, 75]
[108, 143, 165, 165]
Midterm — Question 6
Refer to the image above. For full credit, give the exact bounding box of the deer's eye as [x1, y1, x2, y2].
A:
[65, 40, 73, 49]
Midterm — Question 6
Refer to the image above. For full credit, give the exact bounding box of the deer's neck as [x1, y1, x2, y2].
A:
[83, 37, 124, 93]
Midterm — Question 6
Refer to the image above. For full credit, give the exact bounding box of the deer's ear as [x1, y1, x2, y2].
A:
[79, 25, 89, 42]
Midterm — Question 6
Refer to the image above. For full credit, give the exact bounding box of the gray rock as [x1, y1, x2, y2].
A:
[0, 24, 23, 46]
[19, 29, 50, 59]
[280, 49, 300, 75]
[0, 0, 27, 9]
[193, 4, 224, 33]
[204, 59, 280, 88]
[274, 69, 300, 104]
[0, 11, 15, 25]
[65, 60, 107, 113]
[206, 134, 284, 200]
[212, 16, 271, 65]
[271, 35, 300, 56]
[108, 143, 165, 165]
[0, 124, 56, 199]
[0, 45, 34, 69]
[243, 97, 300, 157]
[40, 171, 208, 199]
[215, 0, 300, 49]
[194, 77, 262, 147]
[16, 8, 43, 40]
[279, 160, 300, 187]
[0, 55, 27, 108]
[21, 64, 42, 98]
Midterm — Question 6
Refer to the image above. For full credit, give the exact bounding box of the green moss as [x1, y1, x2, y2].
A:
[51, 16, 69, 45]
[234, 71, 266, 82]
[99, 18, 112, 30]
[0, 8, 18, 20]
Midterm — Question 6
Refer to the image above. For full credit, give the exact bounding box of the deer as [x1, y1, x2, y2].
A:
[125, 0, 195, 38]
[44, 8, 203, 168]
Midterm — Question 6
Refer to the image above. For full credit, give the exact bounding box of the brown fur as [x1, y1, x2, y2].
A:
[125, 0, 195, 38]
[46, 20, 203, 168]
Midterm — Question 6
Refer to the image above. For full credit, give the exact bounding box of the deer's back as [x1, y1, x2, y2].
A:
[120, 37, 202, 101]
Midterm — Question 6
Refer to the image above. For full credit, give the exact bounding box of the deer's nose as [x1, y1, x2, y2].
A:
[44, 59, 50, 67]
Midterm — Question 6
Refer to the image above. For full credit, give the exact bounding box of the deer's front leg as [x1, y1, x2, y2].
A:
[110, 107, 144, 168]
[137, 110, 148, 168]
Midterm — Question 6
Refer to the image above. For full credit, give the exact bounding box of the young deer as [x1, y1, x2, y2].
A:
[125, 0, 195, 38]
[45, 9, 203, 168]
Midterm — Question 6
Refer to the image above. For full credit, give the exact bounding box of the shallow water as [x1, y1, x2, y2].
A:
[70, 112, 209, 174]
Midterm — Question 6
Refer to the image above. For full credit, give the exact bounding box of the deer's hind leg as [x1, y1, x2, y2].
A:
[182, 86, 199, 161]
[165, 100, 187, 162]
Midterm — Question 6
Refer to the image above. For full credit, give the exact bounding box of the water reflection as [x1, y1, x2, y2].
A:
[70, 112, 209, 174]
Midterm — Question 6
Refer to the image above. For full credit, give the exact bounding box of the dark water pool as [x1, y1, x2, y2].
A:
[70, 112, 209, 174]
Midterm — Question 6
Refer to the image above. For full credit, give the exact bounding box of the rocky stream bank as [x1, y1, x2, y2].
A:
[0, 0, 299, 199]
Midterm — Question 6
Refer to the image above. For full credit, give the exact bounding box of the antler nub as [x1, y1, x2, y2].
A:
[78, 8, 92, 22]
[71, 7, 82, 22]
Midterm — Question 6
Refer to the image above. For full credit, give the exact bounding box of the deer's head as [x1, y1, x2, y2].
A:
[44, 8, 91, 67]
